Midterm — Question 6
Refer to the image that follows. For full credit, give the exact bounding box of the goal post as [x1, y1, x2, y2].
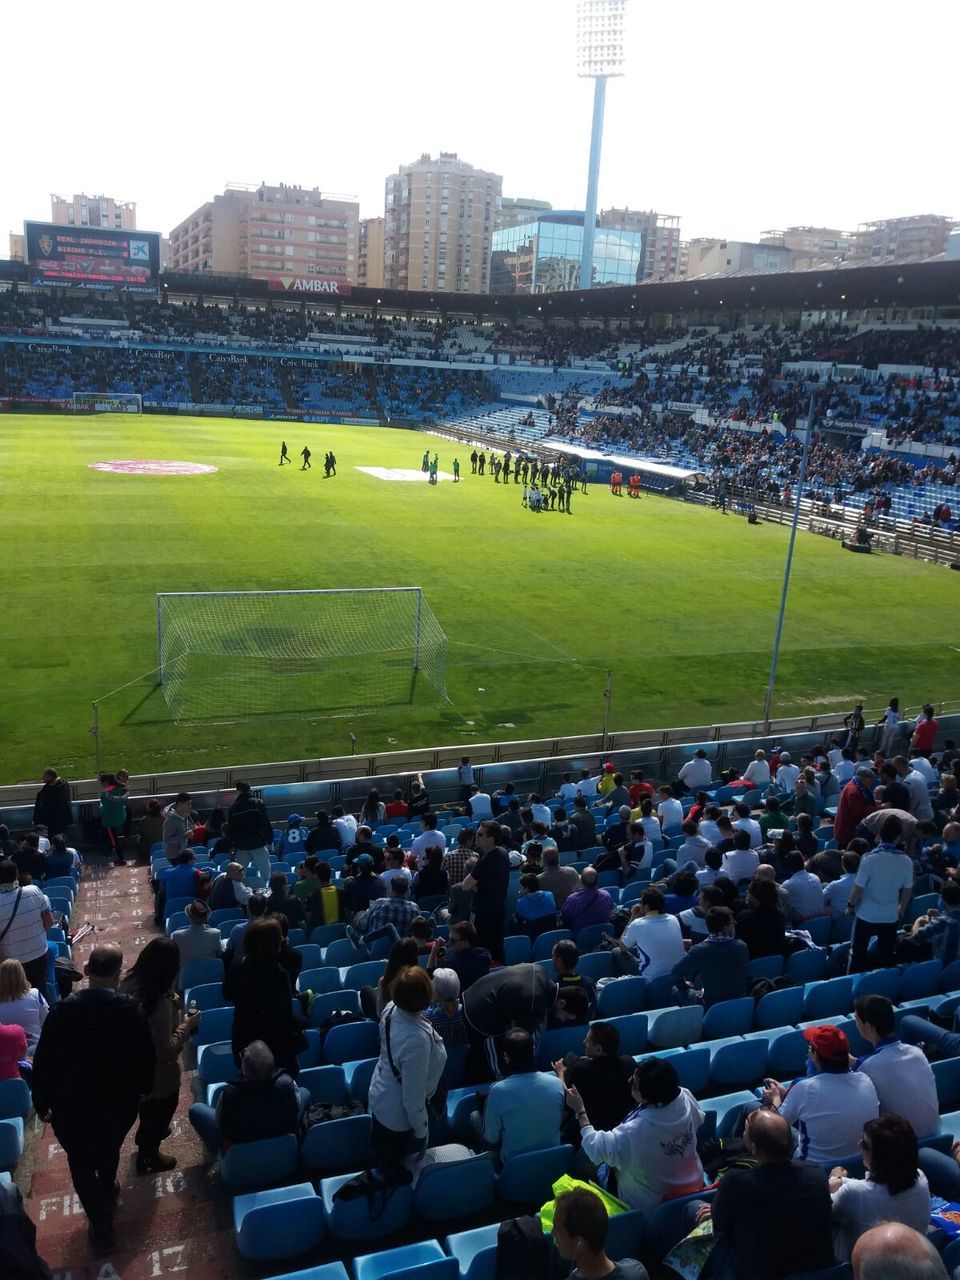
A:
[155, 587, 448, 724]
[72, 392, 142, 414]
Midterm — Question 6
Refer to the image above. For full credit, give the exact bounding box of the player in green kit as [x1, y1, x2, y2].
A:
[453, 458, 460, 482]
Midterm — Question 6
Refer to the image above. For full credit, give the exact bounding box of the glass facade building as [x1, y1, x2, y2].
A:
[490, 211, 644, 294]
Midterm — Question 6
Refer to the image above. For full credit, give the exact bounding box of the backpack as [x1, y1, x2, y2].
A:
[303, 1099, 366, 1130]
[317, 1010, 367, 1053]
[748, 975, 796, 1003]
[495, 1215, 550, 1280]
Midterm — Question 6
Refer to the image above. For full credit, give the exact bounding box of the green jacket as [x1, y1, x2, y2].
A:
[100, 785, 128, 829]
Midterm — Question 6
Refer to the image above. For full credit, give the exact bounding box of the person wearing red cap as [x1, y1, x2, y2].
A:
[760, 1024, 880, 1164]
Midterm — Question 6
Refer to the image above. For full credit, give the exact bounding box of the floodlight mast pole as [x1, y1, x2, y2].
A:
[762, 393, 818, 730]
[580, 77, 607, 291]
[577, 0, 626, 292]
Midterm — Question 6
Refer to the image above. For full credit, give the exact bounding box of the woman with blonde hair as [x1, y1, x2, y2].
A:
[0, 958, 48, 1052]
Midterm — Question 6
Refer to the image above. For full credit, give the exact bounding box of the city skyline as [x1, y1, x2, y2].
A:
[1, 0, 955, 253]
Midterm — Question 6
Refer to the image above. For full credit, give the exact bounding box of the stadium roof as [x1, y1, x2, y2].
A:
[2, 255, 959, 319]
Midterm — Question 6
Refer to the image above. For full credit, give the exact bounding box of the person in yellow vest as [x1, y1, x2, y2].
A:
[291, 856, 346, 928]
[597, 763, 617, 797]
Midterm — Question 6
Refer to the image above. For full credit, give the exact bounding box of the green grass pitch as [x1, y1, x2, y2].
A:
[0, 412, 954, 784]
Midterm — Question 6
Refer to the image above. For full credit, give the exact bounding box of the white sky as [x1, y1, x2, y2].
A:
[2, 0, 955, 248]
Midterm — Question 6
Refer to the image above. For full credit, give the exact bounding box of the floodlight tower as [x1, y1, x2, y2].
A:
[576, 0, 627, 291]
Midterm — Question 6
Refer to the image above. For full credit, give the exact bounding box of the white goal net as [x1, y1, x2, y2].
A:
[156, 588, 448, 723]
[72, 392, 142, 413]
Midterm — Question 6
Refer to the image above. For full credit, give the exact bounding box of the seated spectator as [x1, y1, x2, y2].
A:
[513, 874, 558, 939]
[223, 894, 268, 962]
[548, 807, 578, 854]
[851, 1223, 947, 1280]
[671, 906, 749, 1008]
[551, 939, 597, 1016]
[617, 888, 685, 980]
[349, 876, 420, 949]
[743, 749, 772, 789]
[265, 871, 305, 929]
[538, 846, 579, 907]
[760, 1025, 880, 1163]
[555, 1022, 635, 1135]
[413, 844, 449, 900]
[341, 854, 386, 917]
[830, 1116, 931, 1263]
[424, 967, 468, 1048]
[14, 834, 46, 882]
[594, 822, 652, 878]
[561, 1057, 704, 1216]
[137, 799, 165, 862]
[677, 884, 725, 942]
[697, 804, 724, 848]
[304, 810, 340, 856]
[663, 869, 700, 915]
[43, 834, 78, 880]
[678, 749, 713, 793]
[674, 820, 711, 867]
[275, 814, 309, 861]
[427, 920, 491, 992]
[188, 1040, 303, 1154]
[0, 1022, 28, 1078]
[758, 795, 787, 840]
[692, 1109, 835, 1280]
[379, 846, 412, 888]
[344, 825, 383, 874]
[793, 813, 819, 859]
[721, 830, 760, 884]
[696, 846, 724, 887]
[548, 986, 591, 1029]
[171, 899, 222, 968]
[731, 801, 763, 848]
[898, 880, 960, 965]
[736, 875, 788, 958]
[569, 797, 597, 851]
[474, 1029, 564, 1163]
[601, 806, 633, 851]
[551, 1186, 648, 1280]
[0, 958, 48, 1052]
[853, 996, 939, 1139]
[306, 859, 346, 928]
[561, 869, 615, 938]
[782, 851, 829, 922]
[656, 786, 683, 831]
[208, 862, 252, 911]
[331, 804, 358, 852]
[823, 851, 862, 919]
[466, 785, 494, 820]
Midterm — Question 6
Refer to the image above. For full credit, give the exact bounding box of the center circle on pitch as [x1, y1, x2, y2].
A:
[87, 460, 218, 476]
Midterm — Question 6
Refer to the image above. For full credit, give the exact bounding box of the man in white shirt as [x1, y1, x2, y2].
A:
[556, 773, 580, 803]
[720, 832, 760, 884]
[456, 756, 475, 800]
[833, 749, 857, 786]
[853, 995, 940, 1140]
[528, 794, 552, 827]
[696, 849, 723, 887]
[466, 786, 494, 820]
[775, 752, 800, 795]
[743, 751, 771, 789]
[823, 851, 861, 920]
[331, 805, 358, 851]
[731, 802, 762, 848]
[576, 770, 599, 799]
[847, 814, 914, 972]
[411, 813, 444, 862]
[762, 1024, 879, 1164]
[893, 756, 934, 821]
[380, 847, 413, 887]
[698, 807, 724, 849]
[618, 888, 685, 980]
[782, 853, 828, 922]
[656, 787, 684, 832]
[909, 752, 938, 786]
[827, 739, 845, 770]
[678, 750, 712, 792]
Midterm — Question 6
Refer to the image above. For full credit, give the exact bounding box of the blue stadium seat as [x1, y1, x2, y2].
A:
[232, 1182, 325, 1260]
[575, 923, 614, 952]
[597, 977, 646, 1019]
[535, 1026, 589, 1071]
[754, 986, 803, 1031]
[805, 917, 832, 947]
[495, 1144, 576, 1204]
[324, 938, 363, 968]
[933, 1058, 960, 1113]
[709, 1037, 769, 1089]
[646, 1005, 703, 1049]
[898, 960, 943, 1001]
[747, 955, 784, 981]
[341, 961, 387, 991]
[851, 968, 901, 1003]
[164, 895, 194, 921]
[298, 1029, 323, 1069]
[701, 997, 754, 1040]
[503, 936, 532, 967]
[302, 1114, 373, 1175]
[0, 1079, 32, 1120]
[183, 982, 231, 1012]
[354, 1241, 457, 1280]
[310, 924, 348, 947]
[165, 911, 189, 937]
[344, 1057, 378, 1104]
[412, 1149, 496, 1221]
[294, 944, 325, 971]
[444, 1224, 499, 1280]
[323, 1020, 379, 1066]
[786, 949, 829, 984]
[644, 974, 678, 1010]
[802, 976, 853, 1021]
[309, 989, 362, 1026]
[299, 1065, 348, 1106]
[577, 951, 613, 981]
[196, 1042, 236, 1096]
[0, 1118, 24, 1170]
[210, 907, 244, 929]
[764, 1028, 811, 1079]
[297, 967, 343, 995]
[178, 957, 224, 992]
[219, 1134, 300, 1189]
[642, 1188, 713, 1264]
[604, 1206, 645, 1261]
[195, 1005, 234, 1046]
[601, 1013, 649, 1056]
[651, 1046, 711, 1095]
[320, 1170, 413, 1240]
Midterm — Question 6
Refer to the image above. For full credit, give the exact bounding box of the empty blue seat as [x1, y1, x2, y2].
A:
[196, 1042, 236, 1092]
[302, 1114, 372, 1174]
[165, 911, 189, 936]
[701, 997, 754, 1040]
[444, 1224, 499, 1280]
[651, 1046, 711, 1094]
[298, 1029, 323, 1069]
[597, 977, 646, 1019]
[341, 960, 387, 991]
[298, 967, 342, 995]
[647, 1004, 703, 1049]
[164, 895, 194, 921]
[602, 1013, 649, 1056]
[344, 1057, 378, 1104]
[805, 917, 832, 947]
[644, 974, 677, 1010]
[503, 936, 532, 967]
[299, 1065, 348, 1106]
[764, 1028, 810, 1078]
[309, 989, 362, 1026]
[803, 976, 853, 1020]
[852, 968, 901, 1002]
[577, 952, 613, 981]
[0, 1118, 24, 1169]
[209, 907, 244, 929]
[786, 949, 829, 984]
[754, 986, 804, 1031]
[604, 1206, 645, 1261]
[178, 957, 224, 992]
[0, 1079, 31, 1119]
[495, 1144, 576, 1203]
[324, 1020, 379, 1065]
[310, 924, 348, 947]
[324, 938, 363, 968]
[354, 1240, 457, 1280]
[195, 1005, 234, 1046]
[320, 1170, 412, 1240]
[219, 1134, 300, 1188]
[576, 923, 614, 952]
[898, 960, 944, 1001]
[412, 1149, 496, 1220]
[643, 1188, 713, 1262]
[233, 1182, 325, 1260]
[933, 1058, 960, 1112]
[709, 1037, 769, 1088]
[294, 944, 326, 971]
[747, 955, 784, 981]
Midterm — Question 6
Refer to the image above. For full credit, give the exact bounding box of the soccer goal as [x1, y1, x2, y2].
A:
[72, 392, 142, 414]
[156, 588, 448, 724]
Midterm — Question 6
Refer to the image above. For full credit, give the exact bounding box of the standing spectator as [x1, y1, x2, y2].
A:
[368, 965, 446, 1181]
[98, 772, 128, 865]
[223, 918, 303, 1075]
[911, 705, 939, 757]
[561, 869, 615, 939]
[171, 899, 222, 968]
[671, 907, 749, 1007]
[892, 755, 935, 823]
[691, 1109, 835, 1280]
[0, 957, 48, 1052]
[847, 815, 914, 971]
[0, 859, 54, 992]
[441, 828, 476, 887]
[835, 767, 878, 848]
[119, 937, 198, 1173]
[406, 774, 431, 819]
[162, 793, 194, 862]
[137, 799, 165, 862]
[876, 697, 900, 756]
[228, 781, 274, 884]
[853, 996, 939, 1139]
[618, 888, 685, 980]
[830, 1116, 931, 1263]
[456, 756, 475, 801]
[561, 1057, 705, 1215]
[31, 945, 156, 1254]
[32, 767, 73, 837]
[462, 820, 510, 963]
[475, 1028, 564, 1163]
[462, 963, 558, 1079]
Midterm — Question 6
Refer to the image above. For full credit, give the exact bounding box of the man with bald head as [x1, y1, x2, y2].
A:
[852, 1223, 947, 1279]
[32, 944, 156, 1255]
[691, 1108, 834, 1278]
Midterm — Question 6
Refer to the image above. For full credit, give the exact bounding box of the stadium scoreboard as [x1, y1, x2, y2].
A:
[24, 222, 161, 294]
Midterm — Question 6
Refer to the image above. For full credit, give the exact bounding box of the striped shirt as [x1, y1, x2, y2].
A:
[0, 883, 51, 965]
